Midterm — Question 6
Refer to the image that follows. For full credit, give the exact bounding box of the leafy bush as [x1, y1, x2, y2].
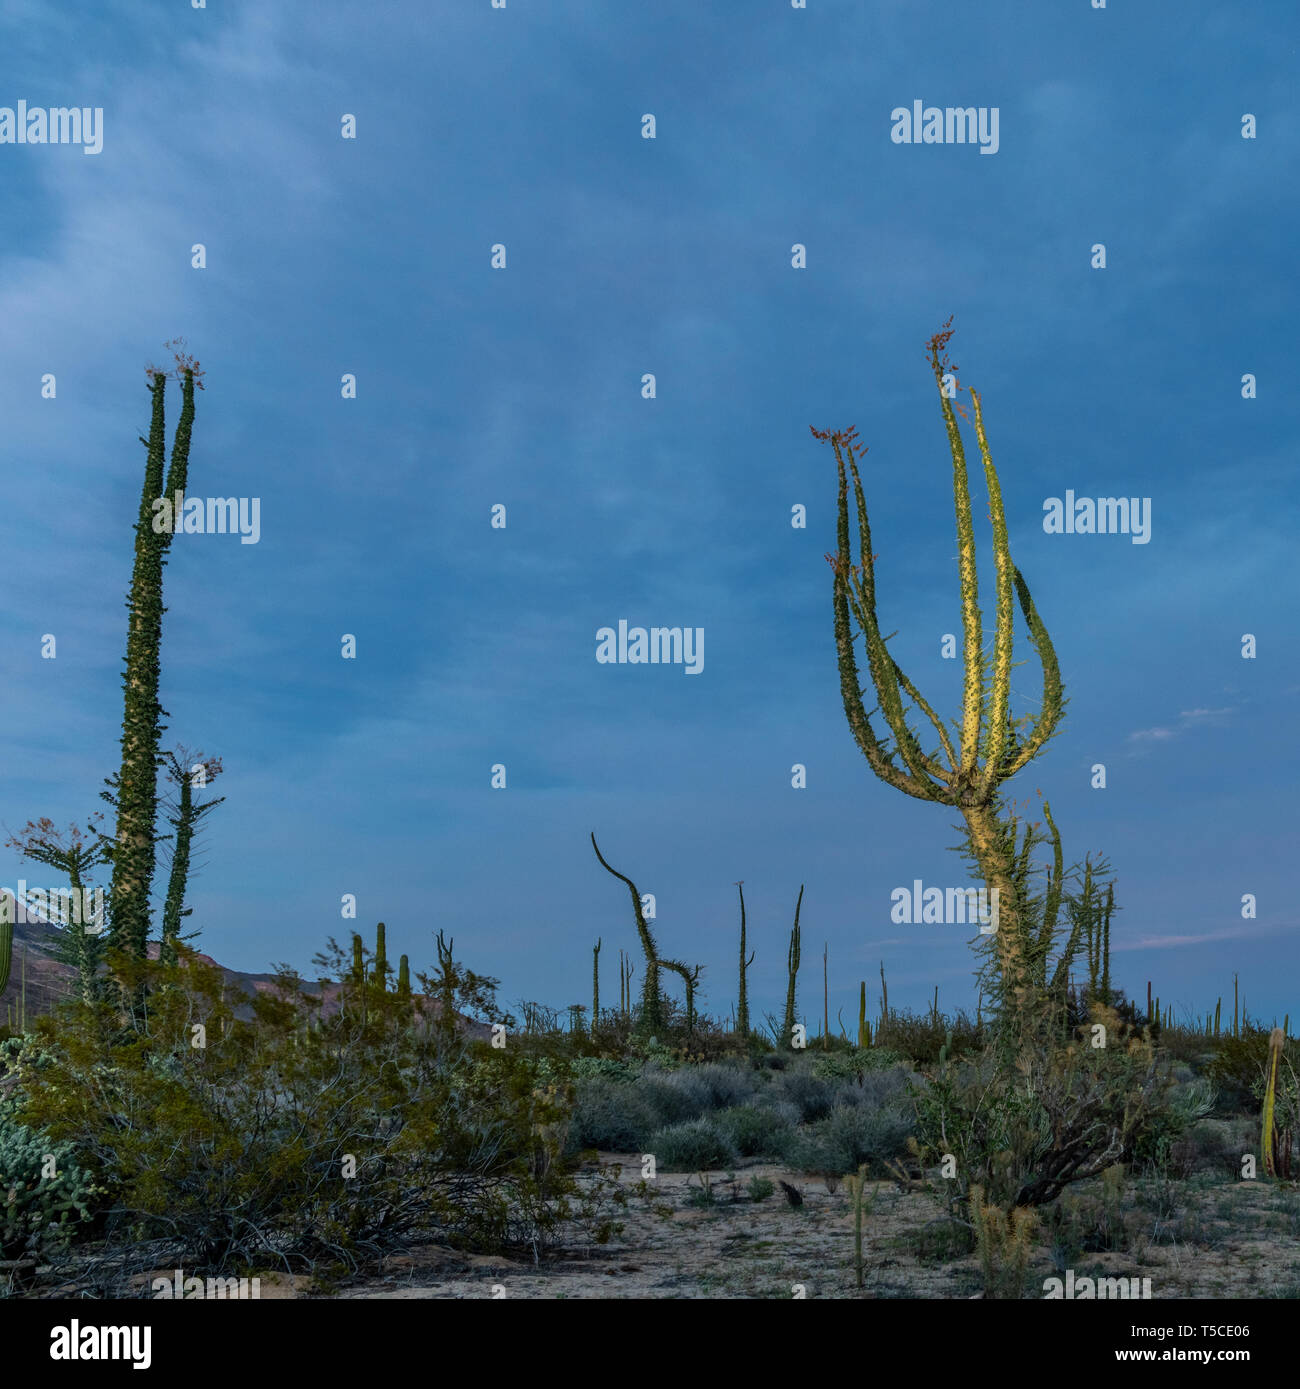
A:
[1206, 1026, 1274, 1113]
[12, 943, 623, 1278]
[746, 1175, 775, 1202]
[811, 1048, 909, 1082]
[1131, 1077, 1216, 1171]
[645, 1119, 738, 1172]
[910, 1016, 1173, 1209]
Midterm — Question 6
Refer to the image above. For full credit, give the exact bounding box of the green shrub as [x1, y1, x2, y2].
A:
[771, 1065, 835, 1121]
[812, 1048, 908, 1082]
[714, 1103, 795, 1158]
[566, 1078, 658, 1153]
[910, 1023, 1174, 1209]
[785, 1103, 914, 1176]
[746, 1175, 775, 1202]
[645, 1119, 738, 1172]
[637, 1074, 709, 1126]
[12, 943, 624, 1277]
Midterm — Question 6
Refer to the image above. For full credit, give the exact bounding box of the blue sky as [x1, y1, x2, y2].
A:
[1, 0, 1296, 1031]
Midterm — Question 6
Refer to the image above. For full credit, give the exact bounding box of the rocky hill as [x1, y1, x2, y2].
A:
[0, 913, 491, 1040]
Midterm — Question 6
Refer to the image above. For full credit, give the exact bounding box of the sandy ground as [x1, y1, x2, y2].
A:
[315, 1154, 1300, 1300]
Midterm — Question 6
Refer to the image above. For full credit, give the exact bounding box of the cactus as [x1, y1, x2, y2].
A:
[397, 954, 410, 998]
[846, 1163, 873, 1289]
[591, 835, 665, 1033]
[352, 933, 364, 986]
[857, 981, 868, 1049]
[735, 882, 754, 1041]
[592, 937, 601, 1035]
[815, 320, 1065, 1039]
[372, 921, 387, 988]
[1263, 1027, 1285, 1178]
[823, 943, 830, 1050]
[939, 1027, 954, 1065]
[781, 885, 804, 1048]
[0, 893, 11, 996]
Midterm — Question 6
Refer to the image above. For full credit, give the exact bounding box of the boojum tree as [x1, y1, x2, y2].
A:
[109, 342, 204, 970]
[813, 319, 1066, 1039]
[591, 834, 665, 1034]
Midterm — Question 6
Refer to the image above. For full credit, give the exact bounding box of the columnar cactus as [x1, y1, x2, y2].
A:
[735, 882, 754, 1041]
[815, 320, 1066, 1038]
[1263, 1027, 1285, 1178]
[781, 885, 804, 1048]
[0, 894, 12, 995]
[373, 921, 387, 988]
[592, 937, 601, 1035]
[397, 954, 411, 998]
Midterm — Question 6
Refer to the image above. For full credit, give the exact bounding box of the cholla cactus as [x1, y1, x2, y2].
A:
[814, 319, 1066, 1038]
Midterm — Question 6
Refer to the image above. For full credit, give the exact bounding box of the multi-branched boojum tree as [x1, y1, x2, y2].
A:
[108, 343, 203, 970]
[814, 320, 1066, 1039]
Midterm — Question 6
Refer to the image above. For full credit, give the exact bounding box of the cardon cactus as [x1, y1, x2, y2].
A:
[0, 896, 12, 995]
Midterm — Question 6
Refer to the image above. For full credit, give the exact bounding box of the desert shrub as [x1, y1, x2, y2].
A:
[770, 1065, 835, 1122]
[682, 1062, 758, 1110]
[786, 1103, 914, 1177]
[645, 1119, 737, 1172]
[567, 1056, 639, 1085]
[566, 1078, 658, 1153]
[11, 943, 623, 1279]
[826, 1064, 913, 1111]
[910, 1016, 1174, 1209]
[746, 1176, 775, 1202]
[1130, 1077, 1216, 1171]
[1206, 1026, 1275, 1113]
[636, 1073, 709, 1126]
[714, 1103, 795, 1158]
[1170, 1120, 1241, 1179]
[752, 1051, 789, 1072]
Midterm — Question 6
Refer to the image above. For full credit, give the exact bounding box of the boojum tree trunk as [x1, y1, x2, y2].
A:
[814, 320, 1065, 1039]
[110, 355, 200, 967]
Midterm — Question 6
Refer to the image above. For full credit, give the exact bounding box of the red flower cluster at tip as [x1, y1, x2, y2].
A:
[809, 424, 868, 460]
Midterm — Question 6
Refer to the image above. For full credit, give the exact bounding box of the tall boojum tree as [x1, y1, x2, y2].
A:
[814, 319, 1066, 1041]
[108, 342, 205, 970]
